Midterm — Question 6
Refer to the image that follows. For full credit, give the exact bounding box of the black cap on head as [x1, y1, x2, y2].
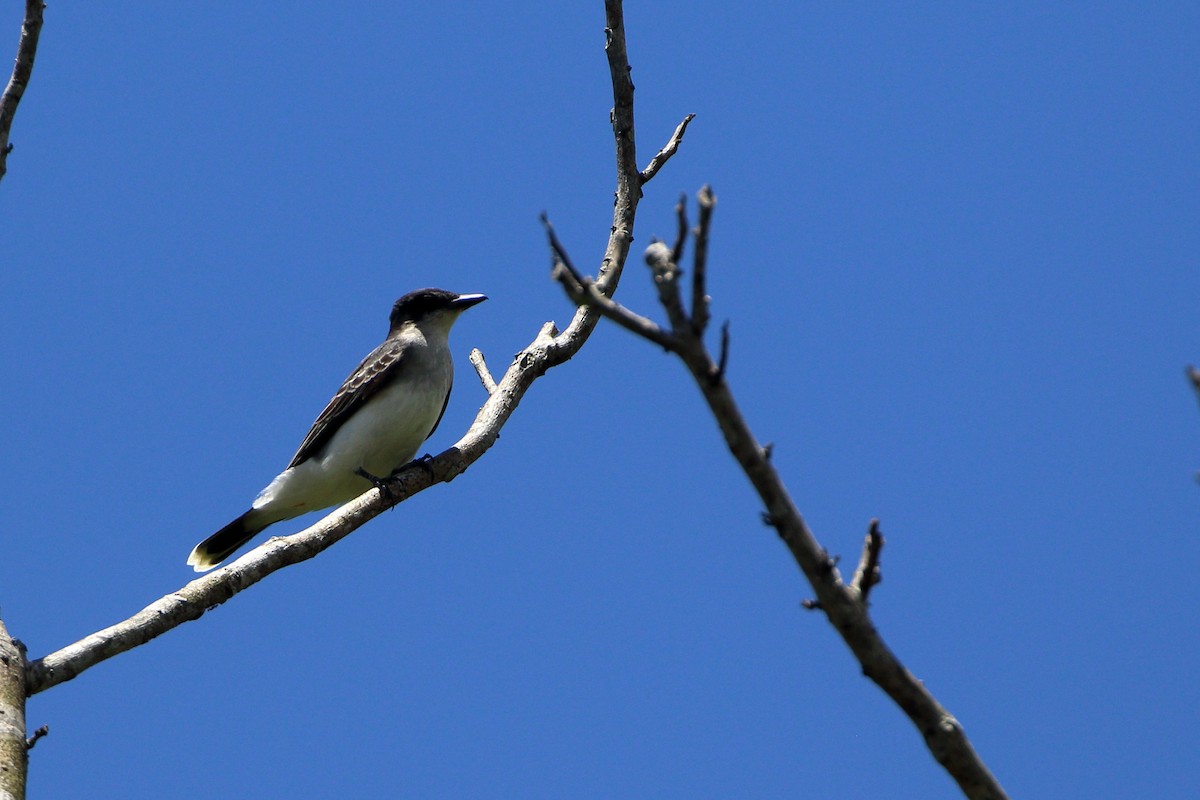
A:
[389, 288, 487, 331]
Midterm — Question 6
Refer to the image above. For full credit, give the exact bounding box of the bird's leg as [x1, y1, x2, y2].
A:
[414, 453, 436, 479]
[389, 453, 437, 480]
[355, 466, 399, 504]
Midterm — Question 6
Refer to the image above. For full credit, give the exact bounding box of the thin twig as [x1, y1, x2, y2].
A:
[639, 113, 695, 185]
[564, 282, 679, 351]
[691, 185, 716, 334]
[0, 0, 46, 183]
[541, 213, 587, 287]
[469, 349, 497, 394]
[548, 229, 679, 352]
[849, 519, 884, 603]
[671, 193, 688, 266]
[712, 320, 730, 385]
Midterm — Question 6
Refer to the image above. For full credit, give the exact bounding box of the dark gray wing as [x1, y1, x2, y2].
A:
[286, 337, 409, 469]
[425, 376, 453, 440]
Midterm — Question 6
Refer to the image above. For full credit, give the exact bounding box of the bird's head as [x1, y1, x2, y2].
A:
[388, 288, 487, 336]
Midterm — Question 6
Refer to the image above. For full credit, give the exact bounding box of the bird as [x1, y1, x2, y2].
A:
[187, 288, 487, 571]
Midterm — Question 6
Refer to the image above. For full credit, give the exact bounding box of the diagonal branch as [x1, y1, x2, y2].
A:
[469, 348, 497, 394]
[25, 0, 647, 698]
[549, 227, 679, 352]
[640, 113, 695, 185]
[0, 0, 45, 184]
[555, 189, 1009, 800]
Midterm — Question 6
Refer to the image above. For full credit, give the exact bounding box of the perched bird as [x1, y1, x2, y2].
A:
[187, 288, 487, 571]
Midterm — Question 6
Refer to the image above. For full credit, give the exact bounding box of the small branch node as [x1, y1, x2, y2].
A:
[761, 442, 774, 461]
[850, 519, 885, 604]
[801, 599, 822, 611]
[25, 724, 49, 750]
[644, 239, 677, 280]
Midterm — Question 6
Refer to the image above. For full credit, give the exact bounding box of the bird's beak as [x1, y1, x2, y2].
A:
[452, 293, 488, 310]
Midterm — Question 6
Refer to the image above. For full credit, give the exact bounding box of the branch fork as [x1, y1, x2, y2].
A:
[551, 187, 1008, 800]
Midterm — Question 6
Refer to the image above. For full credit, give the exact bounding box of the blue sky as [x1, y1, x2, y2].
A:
[2, 2, 1197, 797]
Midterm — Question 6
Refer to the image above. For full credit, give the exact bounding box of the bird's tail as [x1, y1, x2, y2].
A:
[187, 510, 265, 572]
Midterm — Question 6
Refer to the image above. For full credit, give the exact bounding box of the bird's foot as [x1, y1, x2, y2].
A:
[414, 453, 436, 479]
[391, 454, 436, 480]
[356, 467, 399, 504]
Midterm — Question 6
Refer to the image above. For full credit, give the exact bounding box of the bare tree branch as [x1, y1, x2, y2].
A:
[640, 113, 695, 185]
[555, 190, 1009, 800]
[23, 725, 47, 752]
[1, 8, 46, 791]
[849, 518, 884, 602]
[469, 348, 497, 394]
[540, 212, 585, 285]
[0, 0, 45, 184]
[713, 319, 730, 385]
[550, 237, 679, 351]
[644, 240, 691, 334]
[595, 0, 639, 295]
[0, 619, 28, 799]
[691, 184, 715, 334]
[25, 0, 651, 699]
[671, 193, 688, 265]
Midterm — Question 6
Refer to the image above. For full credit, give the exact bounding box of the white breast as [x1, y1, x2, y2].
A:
[320, 364, 450, 478]
[249, 335, 453, 523]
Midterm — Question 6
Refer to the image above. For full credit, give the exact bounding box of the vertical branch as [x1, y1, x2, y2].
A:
[643, 241, 690, 334]
[0, 0, 46, 184]
[0, 618, 28, 799]
[691, 185, 715, 335]
[671, 193, 688, 264]
[594, 0, 638, 295]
